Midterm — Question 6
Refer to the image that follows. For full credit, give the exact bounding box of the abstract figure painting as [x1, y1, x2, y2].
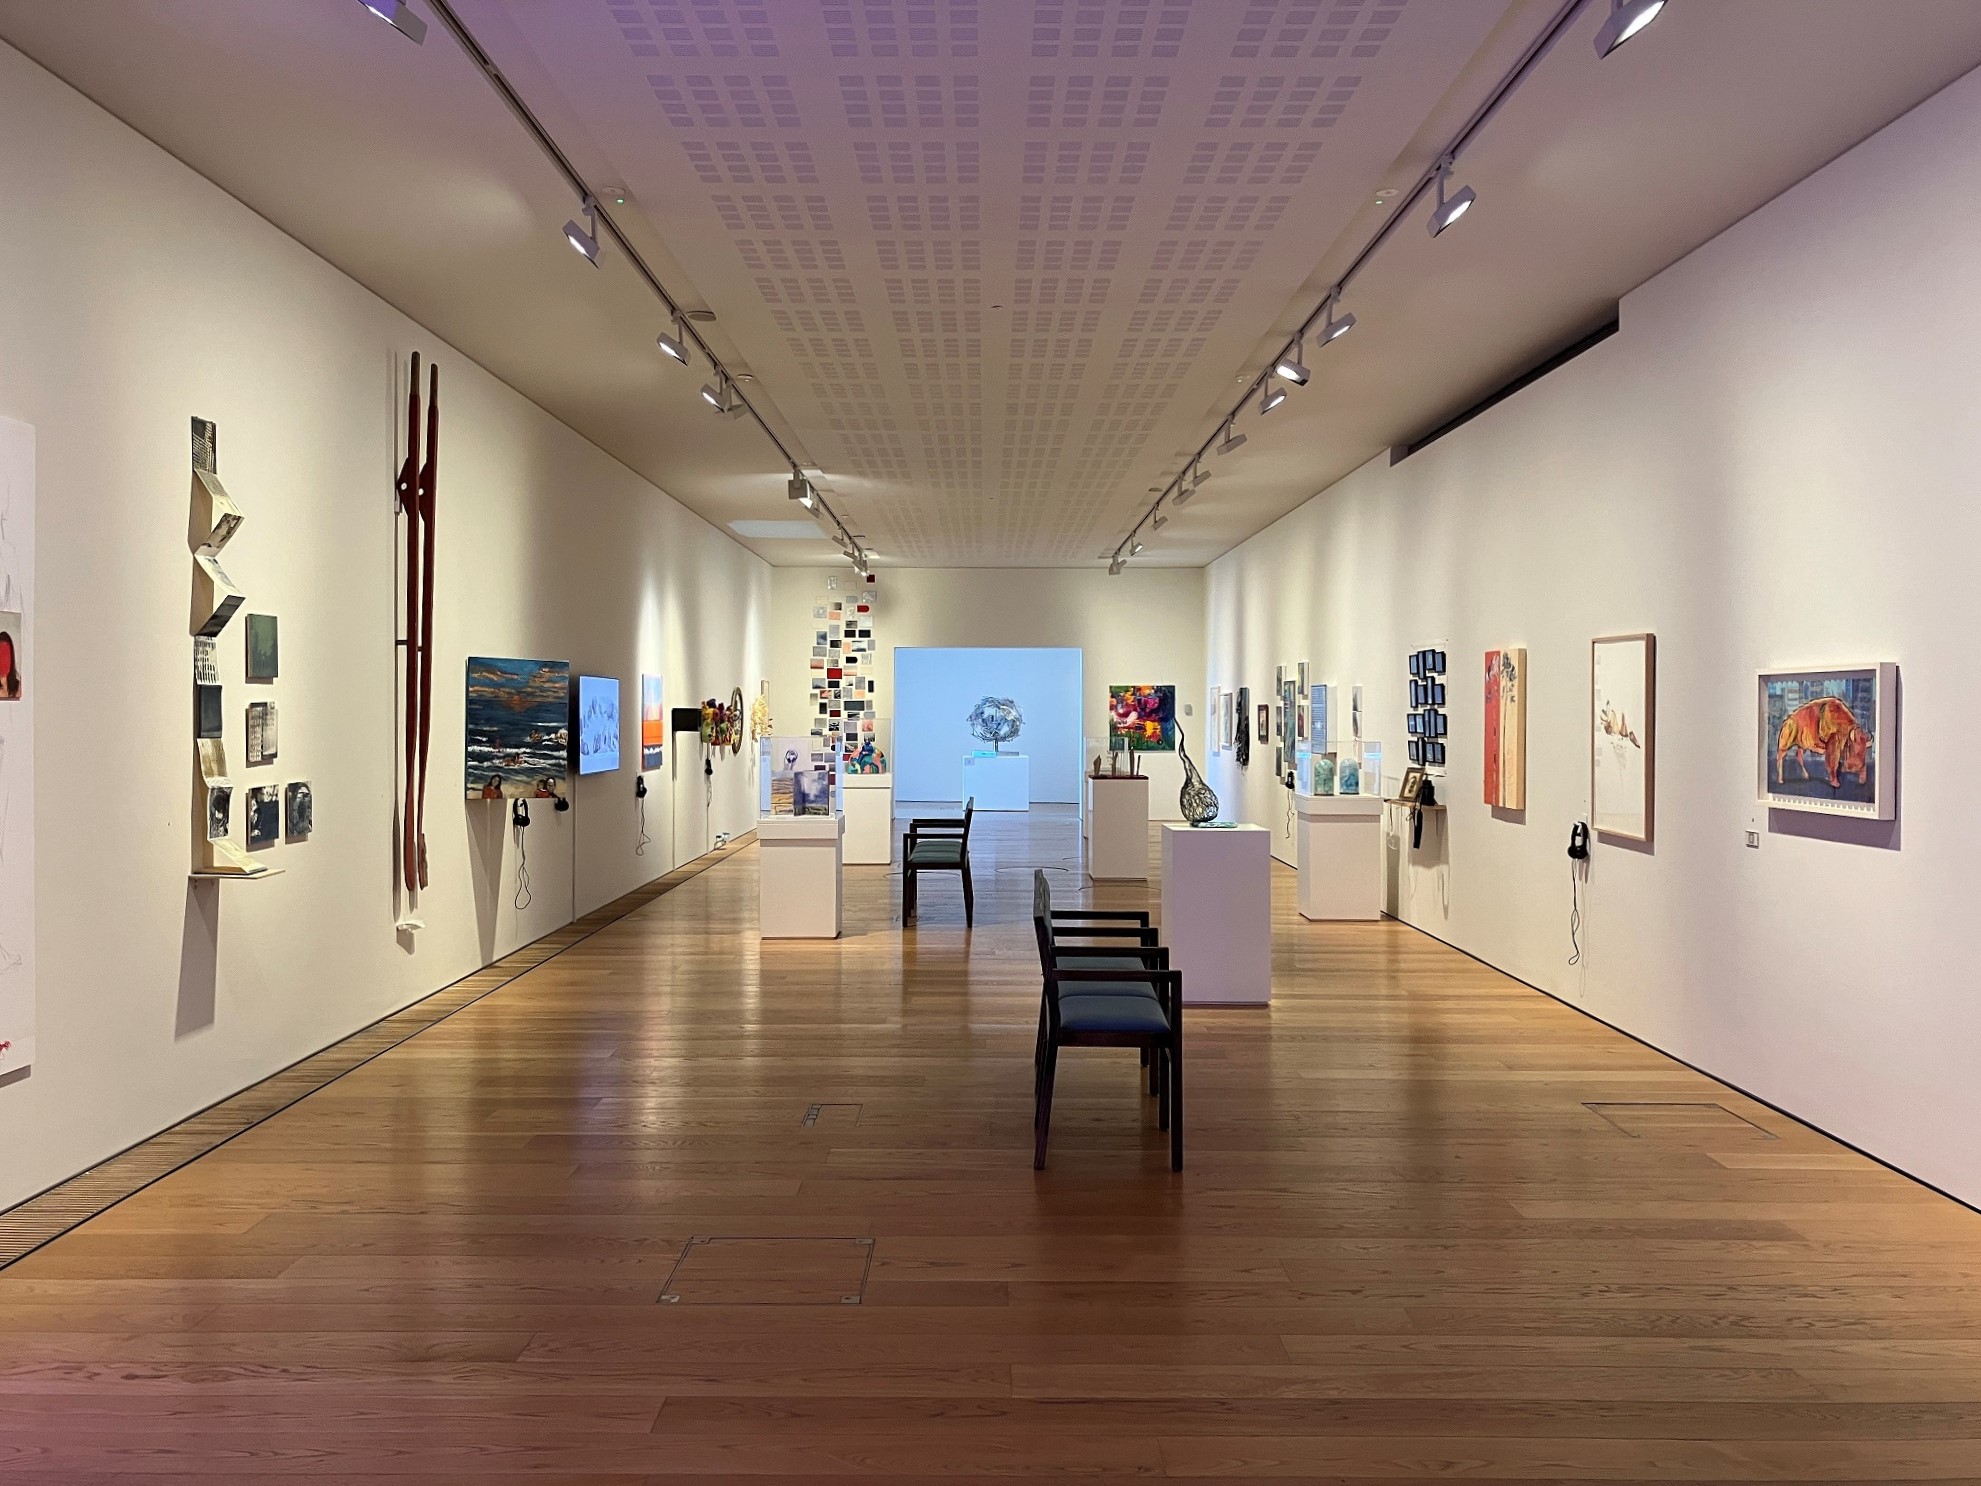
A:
[465, 657, 570, 800]
[641, 674, 665, 771]
[1234, 686, 1250, 766]
[246, 613, 279, 681]
[1108, 684, 1175, 752]
[575, 675, 621, 776]
[0, 419, 32, 1078]
[1591, 634, 1654, 843]
[1759, 664, 1897, 819]
[1483, 647, 1527, 810]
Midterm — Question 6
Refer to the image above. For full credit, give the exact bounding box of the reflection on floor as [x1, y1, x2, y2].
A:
[4, 807, 1980, 1479]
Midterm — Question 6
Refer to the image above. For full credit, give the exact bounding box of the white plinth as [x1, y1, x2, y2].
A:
[1294, 793, 1383, 921]
[841, 775, 895, 865]
[757, 814, 844, 939]
[1088, 774, 1151, 881]
[962, 751, 1030, 811]
[1161, 823, 1271, 1006]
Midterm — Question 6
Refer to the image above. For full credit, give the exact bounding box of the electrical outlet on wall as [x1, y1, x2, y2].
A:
[1745, 830, 1761, 849]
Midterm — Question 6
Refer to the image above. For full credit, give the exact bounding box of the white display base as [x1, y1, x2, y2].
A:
[841, 775, 895, 866]
[962, 751, 1030, 811]
[1295, 793, 1383, 921]
[757, 814, 844, 939]
[1161, 823, 1272, 1006]
[1088, 774, 1151, 881]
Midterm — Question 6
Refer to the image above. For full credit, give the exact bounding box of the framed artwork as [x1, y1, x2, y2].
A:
[196, 683, 224, 739]
[1, 421, 33, 1078]
[246, 613, 279, 681]
[465, 657, 571, 800]
[246, 785, 281, 846]
[641, 674, 665, 770]
[1295, 699, 1308, 742]
[1280, 680, 1296, 742]
[1591, 633, 1655, 842]
[1484, 648, 1527, 809]
[1399, 765, 1426, 803]
[1310, 684, 1329, 748]
[1221, 688, 1235, 749]
[285, 780, 313, 839]
[1758, 664, 1897, 819]
[575, 675, 621, 776]
[1108, 684, 1176, 752]
[1257, 702, 1269, 741]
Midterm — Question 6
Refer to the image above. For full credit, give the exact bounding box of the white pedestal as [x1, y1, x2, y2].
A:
[1161, 823, 1271, 1006]
[1295, 794, 1383, 921]
[962, 751, 1029, 811]
[757, 814, 844, 939]
[1088, 774, 1151, 881]
[841, 775, 895, 866]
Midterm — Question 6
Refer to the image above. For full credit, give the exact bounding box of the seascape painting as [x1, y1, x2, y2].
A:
[1108, 684, 1176, 752]
[1759, 664, 1896, 820]
[465, 657, 570, 800]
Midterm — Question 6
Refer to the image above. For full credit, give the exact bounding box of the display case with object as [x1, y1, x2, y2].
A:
[759, 735, 840, 818]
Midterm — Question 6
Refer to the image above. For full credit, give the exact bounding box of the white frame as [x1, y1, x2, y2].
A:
[1591, 633, 1655, 844]
[1757, 663, 1898, 820]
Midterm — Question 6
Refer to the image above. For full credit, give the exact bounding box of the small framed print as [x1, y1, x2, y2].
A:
[1431, 679, 1446, 706]
[1408, 739, 1422, 764]
[1399, 765, 1426, 803]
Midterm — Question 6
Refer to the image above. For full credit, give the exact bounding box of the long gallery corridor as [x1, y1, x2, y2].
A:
[3, 811, 1980, 1480]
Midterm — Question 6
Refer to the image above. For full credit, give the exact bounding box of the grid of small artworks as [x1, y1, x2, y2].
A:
[1407, 646, 1447, 769]
[809, 581, 879, 759]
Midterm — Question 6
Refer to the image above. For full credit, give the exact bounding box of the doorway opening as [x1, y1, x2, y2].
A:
[894, 647, 1083, 810]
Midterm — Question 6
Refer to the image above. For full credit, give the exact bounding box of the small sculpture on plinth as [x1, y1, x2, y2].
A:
[968, 696, 1023, 754]
[1177, 719, 1219, 826]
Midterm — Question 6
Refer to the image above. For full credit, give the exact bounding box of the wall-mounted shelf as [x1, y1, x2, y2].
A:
[189, 867, 285, 881]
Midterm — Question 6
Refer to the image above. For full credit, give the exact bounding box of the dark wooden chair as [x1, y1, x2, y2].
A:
[1030, 869, 1182, 1171]
[903, 798, 976, 926]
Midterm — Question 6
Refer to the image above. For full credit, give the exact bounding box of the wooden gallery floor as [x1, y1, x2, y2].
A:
[6, 810, 1981, 1482]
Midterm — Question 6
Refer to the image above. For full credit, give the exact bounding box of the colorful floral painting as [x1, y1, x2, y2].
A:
[1108, 684, 1175, 752]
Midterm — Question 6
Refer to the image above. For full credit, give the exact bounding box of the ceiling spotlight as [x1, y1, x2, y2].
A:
[1273, 334, 1309, 387]
[1131, 540, 1145, 556]
[656, 315, 690, 365]
[787, 473, 816, 510]
[1319, 291, 1356, 345]
[359, 0, 427, 43]
[1173, 484, 1194, 509]
[1192, 463, 1211, 486]
[1152, 511, 1168, 531]
[1594, 0, 1665, 57]
[1217, 418, 1247, 456]
[1427, 158, 1476, 238]
[1108, 557, 1125, 576]
[1259, 377, 1288, 415]
[563, 196, 601, 265]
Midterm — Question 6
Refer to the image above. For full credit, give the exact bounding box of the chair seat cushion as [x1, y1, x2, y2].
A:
[1057, 993, 1173, 1034]
[908, 840, 965, 865]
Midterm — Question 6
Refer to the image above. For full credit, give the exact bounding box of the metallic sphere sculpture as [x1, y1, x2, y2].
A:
[967, 696, 1023, 755]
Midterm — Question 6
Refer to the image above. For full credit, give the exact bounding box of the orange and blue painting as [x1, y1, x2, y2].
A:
[1759, 665, 1895, 820]
[641, 674, 665, 771]
[1109, 684, 1175, 752]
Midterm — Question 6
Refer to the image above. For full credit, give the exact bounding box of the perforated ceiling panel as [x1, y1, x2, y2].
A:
[497, 0, 1504, 563]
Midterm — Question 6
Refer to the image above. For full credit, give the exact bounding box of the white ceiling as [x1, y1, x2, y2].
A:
[5, 1, 1981, 567]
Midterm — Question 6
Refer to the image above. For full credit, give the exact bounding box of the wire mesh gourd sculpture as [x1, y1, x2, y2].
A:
[1176, 717, 1219, 825]
[966, 696, 1023, 755]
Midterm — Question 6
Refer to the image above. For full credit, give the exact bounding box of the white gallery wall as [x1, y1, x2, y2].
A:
[1207, 64, 1981, 1207]
[0, 43, 770, 1209]
[769, 566, 1207, 818]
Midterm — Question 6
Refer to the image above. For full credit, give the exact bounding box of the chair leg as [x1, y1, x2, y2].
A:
[1033, 1000, 1050, 1112]
[903, 866, 916, 923]
[961, 862, 974, 927]
[1034, 1042, 1059, 1170]
[1170, 1032, 1183, 1172]
[1157, 1042, 1169, 1132]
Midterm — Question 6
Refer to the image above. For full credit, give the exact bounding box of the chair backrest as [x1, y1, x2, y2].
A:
[960, 797, 976, 844]
[1030, 868, 1058, 978]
